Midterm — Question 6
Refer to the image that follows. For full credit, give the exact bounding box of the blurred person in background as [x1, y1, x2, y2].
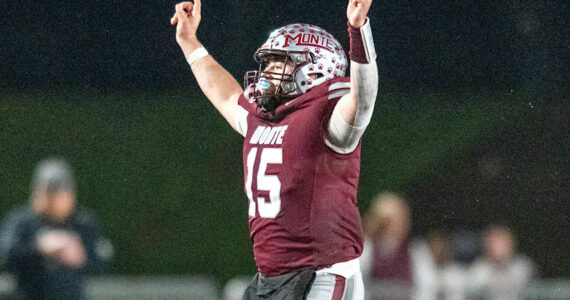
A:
[438, 229, 482, 300]
[0, 158, 113, 300]
[470, 224, 536, 300]
[412, 230, 454, 300]
[360, 192, 415, 300]
[361, 193, 460, 300]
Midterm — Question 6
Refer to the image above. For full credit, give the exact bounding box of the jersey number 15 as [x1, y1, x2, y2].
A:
[246, 147, 282, 218]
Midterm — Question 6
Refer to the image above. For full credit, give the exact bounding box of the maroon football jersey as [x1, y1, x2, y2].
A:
[238, 77, 364, 276]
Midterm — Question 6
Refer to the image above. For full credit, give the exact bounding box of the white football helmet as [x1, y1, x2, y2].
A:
[244, 23, 348, 112]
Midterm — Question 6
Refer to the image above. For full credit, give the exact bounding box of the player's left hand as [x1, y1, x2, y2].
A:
[347, 0, 372, 28]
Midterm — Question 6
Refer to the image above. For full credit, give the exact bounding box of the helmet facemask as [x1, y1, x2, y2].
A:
[244, 50, 313, 112]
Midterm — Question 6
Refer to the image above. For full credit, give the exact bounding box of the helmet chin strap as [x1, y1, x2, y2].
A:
[280, 81, 297, 94]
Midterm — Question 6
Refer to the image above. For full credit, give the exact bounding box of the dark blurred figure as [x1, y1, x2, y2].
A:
[0, 159, 112, 300]
[470, 225, 536, 300]
[361, 192, 414, 300]
[439, 229, 482, 300]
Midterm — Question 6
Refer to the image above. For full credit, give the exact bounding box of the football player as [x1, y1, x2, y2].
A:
[171, 0, 377, 299]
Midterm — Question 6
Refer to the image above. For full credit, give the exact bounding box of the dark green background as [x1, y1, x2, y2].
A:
[1, 0, 567, 283]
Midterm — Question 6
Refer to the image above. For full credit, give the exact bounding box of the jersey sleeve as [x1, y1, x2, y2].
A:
[323, 79, 366, 154]
[325, 107, 368, 154]
[235, 106, 249, 137]
[235, 93, 254, 137]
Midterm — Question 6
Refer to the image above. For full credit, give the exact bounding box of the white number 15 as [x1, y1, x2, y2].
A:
[246, 147, 282, 218]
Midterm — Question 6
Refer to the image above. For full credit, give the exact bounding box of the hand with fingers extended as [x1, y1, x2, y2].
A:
[171, 1, 203, 55]
[347, 0, 372, 28]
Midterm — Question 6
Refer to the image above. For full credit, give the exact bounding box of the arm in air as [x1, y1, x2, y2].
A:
[171, 0, 244, 132]
[327, 0, 378, 154]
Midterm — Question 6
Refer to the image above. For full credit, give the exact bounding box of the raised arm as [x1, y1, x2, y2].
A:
[326, 0, 378, 153]
[171, 0, 243, 132]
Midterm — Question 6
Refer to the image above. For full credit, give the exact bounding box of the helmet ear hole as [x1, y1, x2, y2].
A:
[308, 73, 324, 80]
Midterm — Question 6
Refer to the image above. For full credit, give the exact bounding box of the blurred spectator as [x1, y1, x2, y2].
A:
[425, 231, 452, 269]
[361, 192, 414, 300]
[412, 230, 454, 300]
[0, 158, 113, 300]
[449, 230, 481, 267]
[439, 229, 482, 300]
[469, 224, 536, 300]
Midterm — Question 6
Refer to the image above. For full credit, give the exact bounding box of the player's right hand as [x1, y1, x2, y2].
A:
[171, 1, 202, 45]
